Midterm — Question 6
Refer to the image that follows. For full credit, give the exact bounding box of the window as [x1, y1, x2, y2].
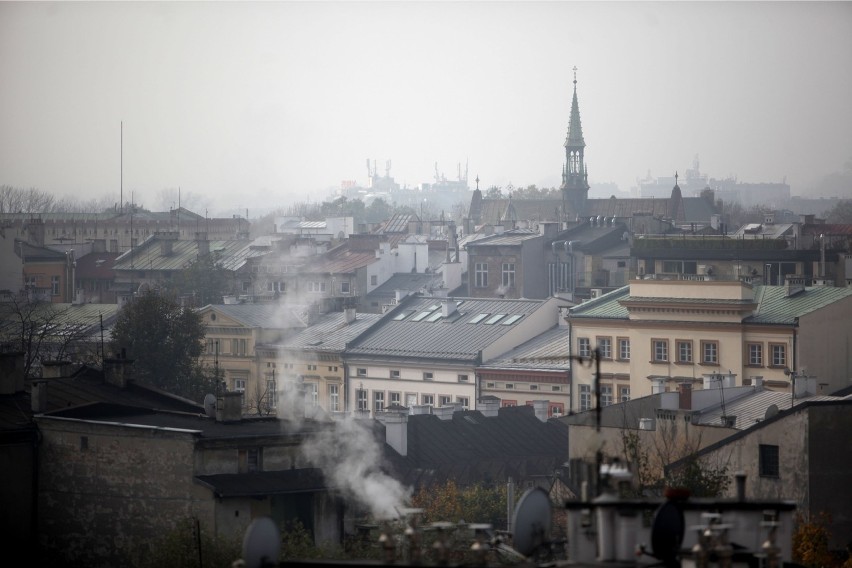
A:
[530, 384, 539, 391]
[579, 384, 591, 411]
[759, 444, 780, 477]
[357, 388, 368, 411]
[339, 281, 350, 294]
[770, 343, 787, 367]
[748, 343, 763, 366]
[406, 393, 417, 407]
[701, 341, 719, 364]
[371, 275, 378, 286]
[51, 275, 60, 296]
[551, 385, 562, 392]
[422, 394, 434, 406]
[439, 395, 452, 407]
[501, 263, 515, 288]
[307, 364, 317, 371]
[550, 404, 564, 417]
[423, 372, 434, 381]
[653, 339, 669, 362]
[390, 369, 400, 378]
[457, 374, 469, 383]
[234, 378, 246, 405]
[374, 391, 385, 413]
[240, 448, 262, 473]
[597, 337, 612, 359]
[619, 386, 631, 403]
[505, 383, 514, 390]
[266, 379, 277, 408]
[328, 366, 338, 372]
[390, 392, 401, 406]
[307, 383, 318, 407]
[677, 340, 692, 363]
[233, 338, 247, 356]
[618, 338, 630, 361]
[475, 263, 488, 288]
[578, 337, 591, 358]
[308, 281, 326, 293]
[601, 385, 613, 407]
[457, 396, 470, 410]
[328, 384, 340, 412]
[356, 368, 367, 377]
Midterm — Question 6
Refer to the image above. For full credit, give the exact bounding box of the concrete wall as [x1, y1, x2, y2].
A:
[798, 295, 852, 394]
[807, 404, 852, 549]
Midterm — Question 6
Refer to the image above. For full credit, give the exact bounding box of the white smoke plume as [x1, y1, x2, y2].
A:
[299, 415, 412, 520]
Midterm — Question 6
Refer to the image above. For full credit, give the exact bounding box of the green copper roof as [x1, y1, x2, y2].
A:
[569, 286, 629, 319]
[745, 285, 852, 324]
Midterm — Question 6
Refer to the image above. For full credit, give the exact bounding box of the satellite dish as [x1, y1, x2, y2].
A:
[650, 500, 685, 564]
[203, 393, 216, 418]
[765, 404, 779, 420]
[511, 487, 552, 557]
[242, 517, 280, 568]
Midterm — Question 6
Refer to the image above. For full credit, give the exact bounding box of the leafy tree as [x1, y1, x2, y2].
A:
[111, 288, 214, 400]
[824, 200, 852, 224]
[169, 251, 232, 307]
[793, 512, 838, 568]
[485, 186, 504, 199]
[141, 516, 241, 568]
[410, 480, 508, 528]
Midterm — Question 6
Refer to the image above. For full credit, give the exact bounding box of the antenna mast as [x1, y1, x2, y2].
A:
[120, 121, 123, 215]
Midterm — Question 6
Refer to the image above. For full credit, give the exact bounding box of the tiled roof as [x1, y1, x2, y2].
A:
[346, 296, 547, 362]
[388, 405, 569, 487]
[476, 199, 565, 225]
[113, 237, 267, 272]
[746, 285, 852, 324]
[481, 326, 571, 371]
[276, 311, 382, 352]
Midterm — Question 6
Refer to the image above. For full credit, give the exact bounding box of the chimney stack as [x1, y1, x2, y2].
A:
[344, 307, 357, 324]
[216, 392, 243, 423]
[532, 400, 549, 422]
[41, 360, 72, 379]
[0, 352, 26, 394]
[104, 354, 134, 388]
[195, 232, 209, 257]
[433, 405, 454, 421]
[478, 395, 500, 417]
[441, 299, 457, 318]
[377, 404, 408, 456]
[678, 383, 693, 410]
[31, 380, 48, 413]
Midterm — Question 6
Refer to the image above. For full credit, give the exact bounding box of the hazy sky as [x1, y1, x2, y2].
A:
[2, 1, 851, 216]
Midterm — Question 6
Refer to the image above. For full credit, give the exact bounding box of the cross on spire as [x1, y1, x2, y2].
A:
[573, 66, 578, 85]
[475, 175, 480, 190]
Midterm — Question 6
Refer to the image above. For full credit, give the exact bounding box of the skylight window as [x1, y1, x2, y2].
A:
[468, 313, 490, 324]
[501, 314, 523, 325]
[411, 310, 434, 322]
[393, 311, 412, 321]
[425, 311, 443, 322]
[483, 314, 507, 325]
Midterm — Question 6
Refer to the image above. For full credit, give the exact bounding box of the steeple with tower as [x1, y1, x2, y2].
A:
[561, 67, 590, 219]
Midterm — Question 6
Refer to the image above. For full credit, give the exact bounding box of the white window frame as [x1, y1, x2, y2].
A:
[474, 263, 488, 288]
[501, 263, 515, 288]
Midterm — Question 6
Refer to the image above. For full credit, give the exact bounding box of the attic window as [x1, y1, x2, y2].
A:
[392, 311, 412, 321]
[501, 314, 523, 325]
[483, 314, 507, 325]
[210, 313, 216, 321]
[468, 313, 490, 324]
[424, 311, 443, 322]
[411, 310, 434, 322]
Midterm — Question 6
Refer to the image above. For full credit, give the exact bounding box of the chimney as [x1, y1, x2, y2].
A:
[26, 218, 45, 247]
[532, 400, 549, 422]
[0, 352, 26, 394]
[41, 360, 71, 378]
[377, 405, 408, 456]
[752, 376, 764, 389]
[157, 231, 179, 256]
[410, 404, 432, 415]
[678, 383, 693, 410]
[31, 380, 48, 413]
[216, 392, 243, 423]
[651, 378, 666, 394]
[478, 395, 500, 417]
[441, 299, 457, 318]
[195, 232, 209, 256]
[433, 405, 454, 421]
[103, 354, 134, 388]
[344, 307, 357, 324]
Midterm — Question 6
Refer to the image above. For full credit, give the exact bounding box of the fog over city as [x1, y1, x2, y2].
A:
[1, 1, 851, 216]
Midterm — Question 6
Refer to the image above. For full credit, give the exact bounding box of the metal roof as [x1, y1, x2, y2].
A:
[113, 237, 267, 272]
[276, 311, 382, 352]
[697, 389, 851, 430]
[195, 468, 329, 497]
[746, 285, 852, 324]
[363, 273, 444, 305]
[464, 228, 539, 247]
[569, 284, 852, 325]
[481, 326, 572, 371]
[199, 304, 306, 330]
[345, 296, 547, 362]
[300, 249, 378, 275]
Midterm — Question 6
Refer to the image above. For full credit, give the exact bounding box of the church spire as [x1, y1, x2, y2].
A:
[561, 66, 590, 219]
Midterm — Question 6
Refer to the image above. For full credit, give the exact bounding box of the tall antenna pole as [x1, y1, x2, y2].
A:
[120, 121, 123, 215]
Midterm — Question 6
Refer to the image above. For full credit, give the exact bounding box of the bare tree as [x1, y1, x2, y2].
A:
[0, 293, 101, 378]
